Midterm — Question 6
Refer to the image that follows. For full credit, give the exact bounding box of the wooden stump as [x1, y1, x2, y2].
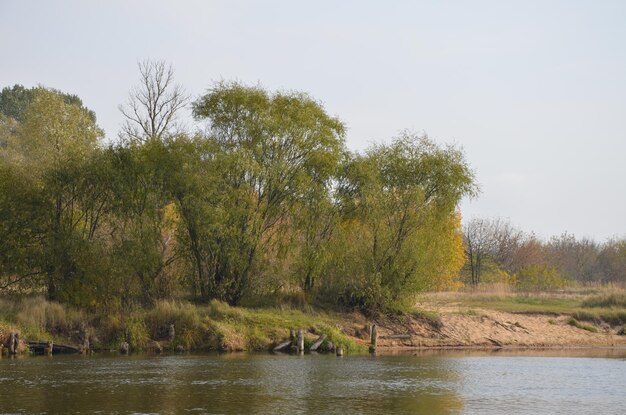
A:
[336, 347, 344, 357]
[369, 324, 377, 353]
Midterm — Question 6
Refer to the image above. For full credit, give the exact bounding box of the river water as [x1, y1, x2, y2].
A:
[1, 349, 625, 414]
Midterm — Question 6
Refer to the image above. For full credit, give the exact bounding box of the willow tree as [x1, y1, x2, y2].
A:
[0, 88, 103, 300]
[328, 132, 476, 311]
[189, 82, 346, 304]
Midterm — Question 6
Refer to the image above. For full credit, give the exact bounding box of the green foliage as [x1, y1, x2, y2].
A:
[0, 84, 96, 123]
[189, 82, 346, 304]
[321, 132, 475, 313]
[0, 79, 475, 317]
[515, 265, 567, 291]
[567, 317, 598, 333]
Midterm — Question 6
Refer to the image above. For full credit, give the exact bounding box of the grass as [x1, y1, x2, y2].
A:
[421, 285, 626, 328]
[582, 293, 626, 309]
[410, 309, 443, 329]
[0, 296, 367, 354]
[567, 317, 598, 333]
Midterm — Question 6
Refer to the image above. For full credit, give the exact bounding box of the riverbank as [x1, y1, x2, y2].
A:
[2, 290, 626, 355]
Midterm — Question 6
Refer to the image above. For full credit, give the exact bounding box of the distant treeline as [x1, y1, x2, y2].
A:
[0, 61, 476, 314]
[463, 217, 626, 289]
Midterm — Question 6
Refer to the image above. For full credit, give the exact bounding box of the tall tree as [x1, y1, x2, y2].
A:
[331, 133, 476, 310]
[119, 60, 189, 143]
[190, 82, 346, 304]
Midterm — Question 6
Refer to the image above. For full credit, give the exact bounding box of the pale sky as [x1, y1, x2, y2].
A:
[1, 0, 625, 240]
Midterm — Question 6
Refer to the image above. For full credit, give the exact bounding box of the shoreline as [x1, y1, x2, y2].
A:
[2, 294, 626, 356]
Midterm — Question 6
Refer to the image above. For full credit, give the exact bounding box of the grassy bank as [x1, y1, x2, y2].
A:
[0, 297, 368, 354]
[3, 288, 626, 356]
[419, 287, 626, 328]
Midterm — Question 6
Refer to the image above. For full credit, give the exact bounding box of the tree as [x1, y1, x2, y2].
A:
[597, 239, 626, 284]
[329, 132, 476, 310]
[546, 233, 601, 282]
[0, 87, 103, 300]
[0, 84, 96, 123]
[119, 60, 189, 143]
[190, 82, 346, 304]
[463, 217, 532, 285]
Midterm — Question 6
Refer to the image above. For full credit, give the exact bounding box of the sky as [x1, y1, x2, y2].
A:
[1, 0, 625, 241]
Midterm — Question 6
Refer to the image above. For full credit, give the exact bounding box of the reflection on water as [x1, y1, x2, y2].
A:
[1, 349, 625, 414]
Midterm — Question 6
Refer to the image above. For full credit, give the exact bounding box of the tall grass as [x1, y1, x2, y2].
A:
[0, 296, 366, 353]
[582, 293, 626, 308]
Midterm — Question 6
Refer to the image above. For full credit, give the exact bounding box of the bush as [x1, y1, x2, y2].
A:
[515, 265, 567, 291]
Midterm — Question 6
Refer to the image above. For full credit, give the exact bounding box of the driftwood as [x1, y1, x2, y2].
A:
[386, 334, 412, 340]
[486, 337, 504, 347]
[28, 341, 80, 354]
[309, 334, 327, 352]
[273, 340, 292, 352]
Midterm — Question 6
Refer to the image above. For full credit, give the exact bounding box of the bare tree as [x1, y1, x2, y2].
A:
[463, 217, 495, 285]
[119, 60, 189, 142]
[463, 217, 527, 285]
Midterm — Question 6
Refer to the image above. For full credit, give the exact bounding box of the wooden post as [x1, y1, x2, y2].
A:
[168, 324, 176, 341]
[297, 329, 304, 352]
[369, 324, 377, 353]
[336, 347, 344, 357]
[119, 341, 129, 354]
[82, 337, 90, 354]
[45, 340, 53, 355]
[9, 332, 18, 355]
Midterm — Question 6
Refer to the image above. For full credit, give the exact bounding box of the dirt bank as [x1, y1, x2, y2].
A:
[367, 305, 626, 350]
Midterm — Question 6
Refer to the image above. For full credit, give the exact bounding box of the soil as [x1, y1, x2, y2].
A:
[364, 305, 626, 350]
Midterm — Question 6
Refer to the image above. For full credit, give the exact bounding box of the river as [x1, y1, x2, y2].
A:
[1, 349, 625, 414]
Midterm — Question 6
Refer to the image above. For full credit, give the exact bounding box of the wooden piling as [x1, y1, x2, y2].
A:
[369, 324, 377, 353]
[45, 340, 53, 355]
[9, 332, 18, 355]
[297, 329, 304, 352]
